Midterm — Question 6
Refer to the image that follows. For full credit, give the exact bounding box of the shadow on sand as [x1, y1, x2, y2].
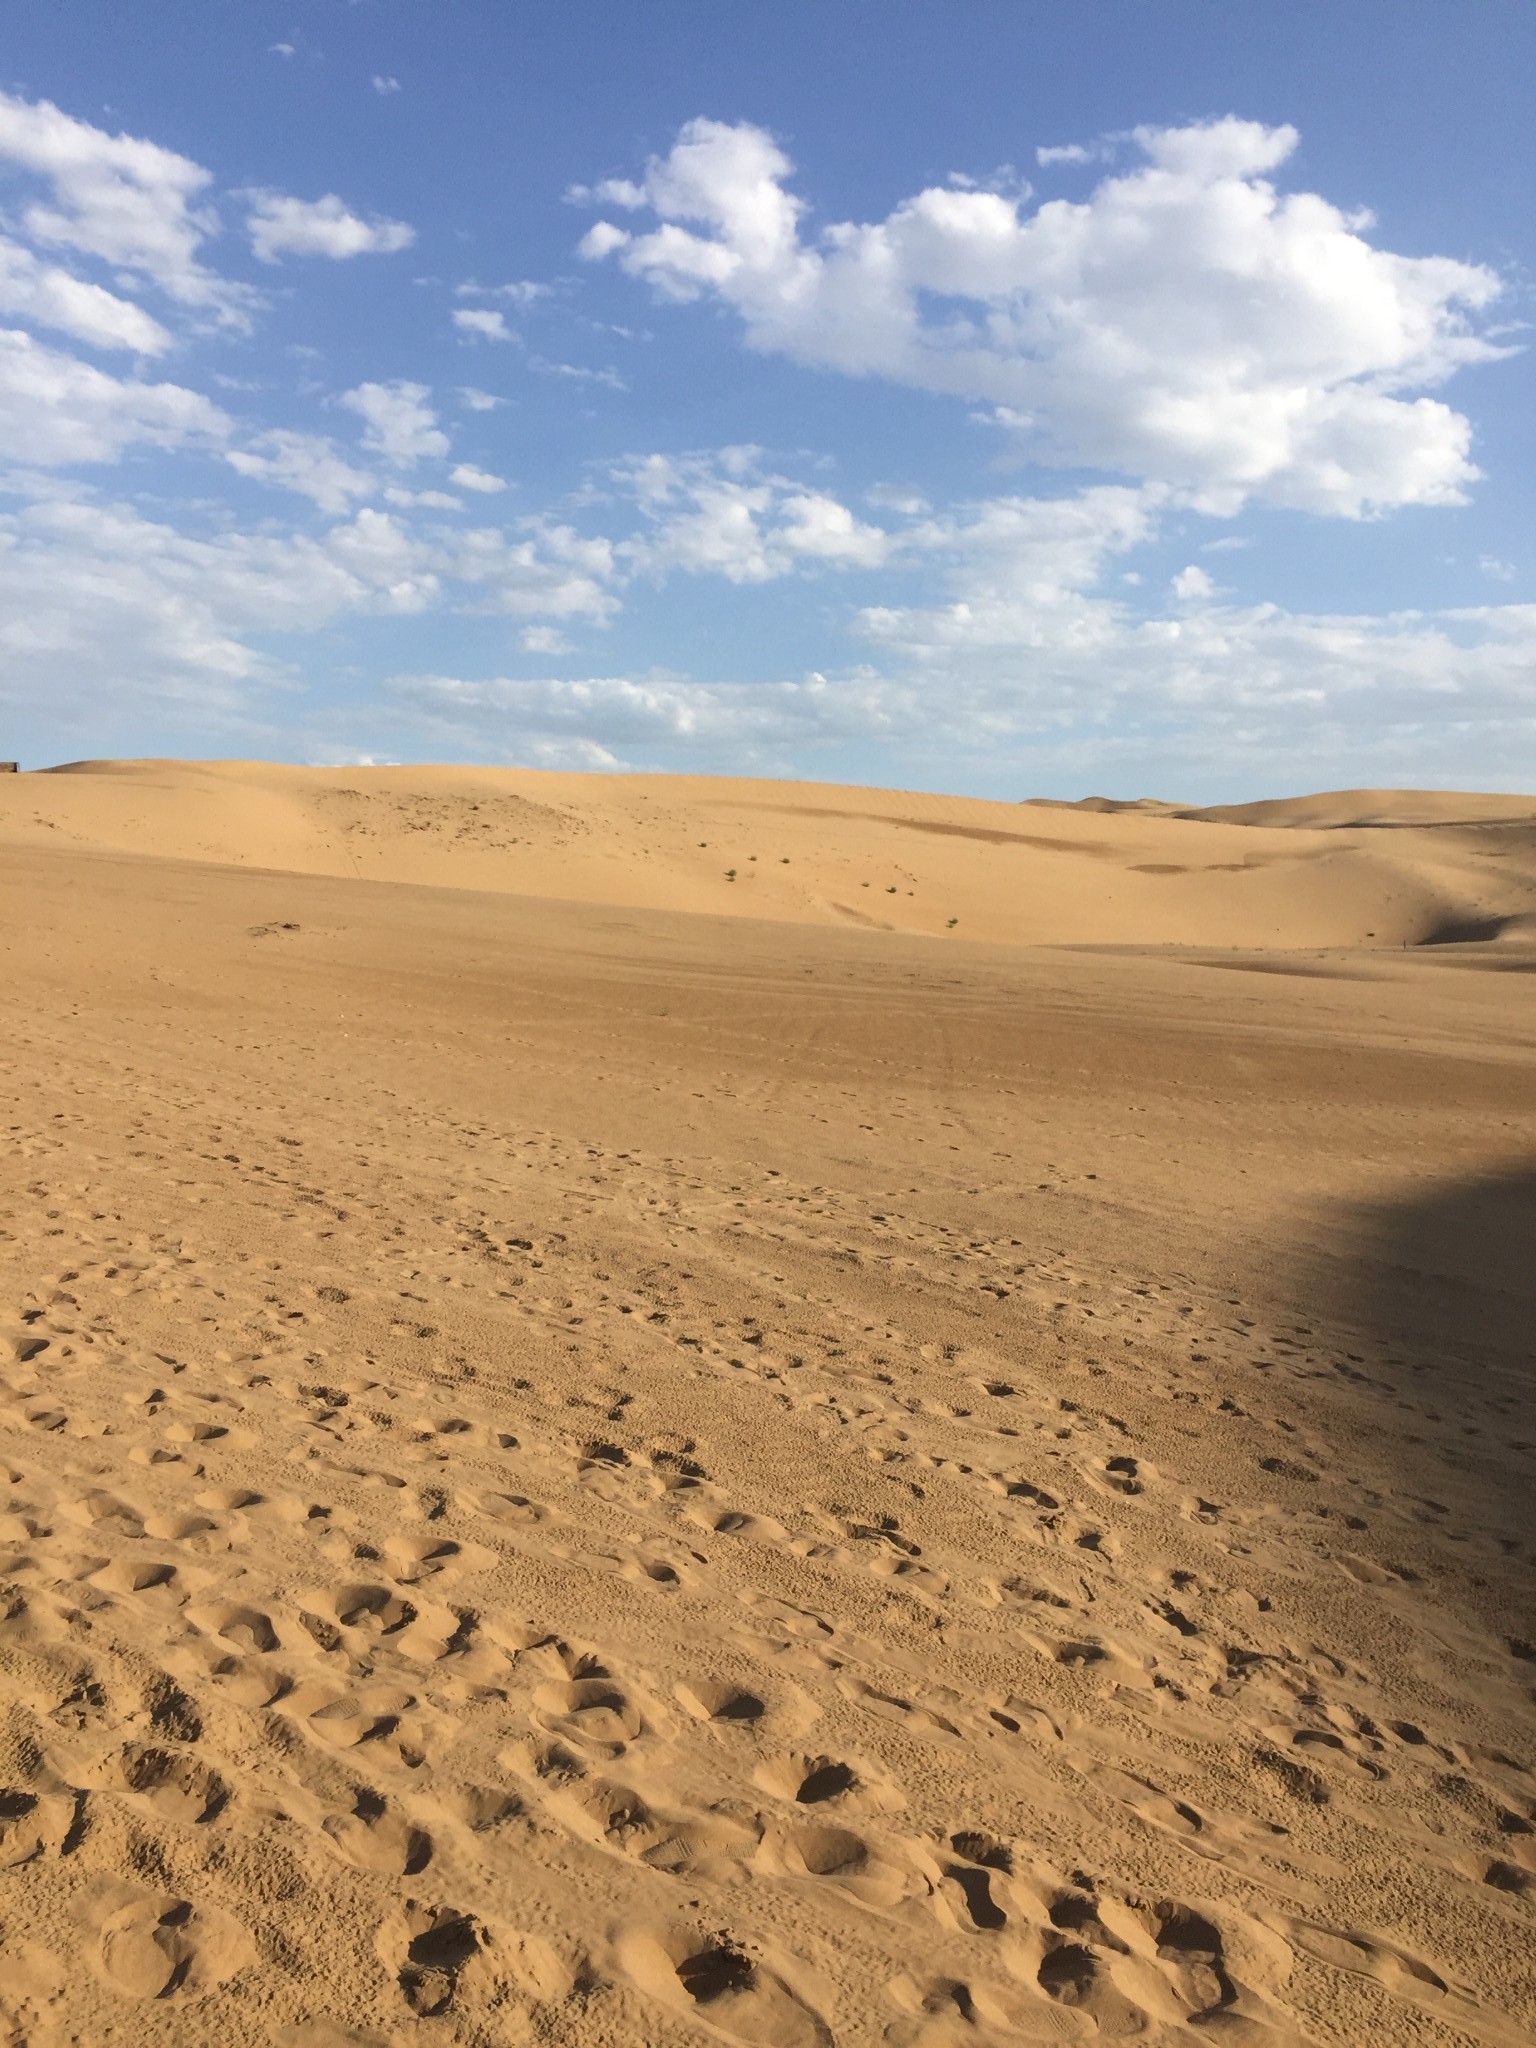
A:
[1323, 1163, 1535, 1557]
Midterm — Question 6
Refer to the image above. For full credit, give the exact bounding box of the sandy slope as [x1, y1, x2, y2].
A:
[3, 759, 1535, 948]
[0, 772, 1533, 2047]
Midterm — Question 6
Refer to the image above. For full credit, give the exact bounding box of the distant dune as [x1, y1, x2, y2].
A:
[1032, 787, 1536, 831]
[5, 758, 1535, 949]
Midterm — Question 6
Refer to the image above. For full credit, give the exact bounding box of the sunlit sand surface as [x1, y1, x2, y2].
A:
[1, 761, 1532, 2045]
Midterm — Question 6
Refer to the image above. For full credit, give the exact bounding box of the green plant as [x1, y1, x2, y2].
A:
[725, 868, 737, 881]
[947, 917, 958, 928]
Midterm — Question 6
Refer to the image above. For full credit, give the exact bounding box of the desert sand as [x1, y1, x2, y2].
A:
[0, 759, 1532, 2047]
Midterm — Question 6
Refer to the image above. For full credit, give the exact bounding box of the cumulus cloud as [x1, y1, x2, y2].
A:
[0, 90, 249, 324]
[372, 75, 401, 96]
[577, 115, 1509, 515]
[0, 236, 172, 353]
[452, 307, 512, 342]
[449, 463, 507, 493]
[340, 380, 449, 465]
[451, 519, 619, 620]
[1172, 563, 1215, 601]
[246, 191, 415, 262]
[458, 387, 504, 411]
[227, 430, 374, 513]
[615, 448, 889, 582]
[0, 327, 228, 465]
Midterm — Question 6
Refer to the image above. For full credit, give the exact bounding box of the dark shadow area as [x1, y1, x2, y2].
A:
[1321, 1165, 1535, 1560]
[1343, 1165, 1535, 1376]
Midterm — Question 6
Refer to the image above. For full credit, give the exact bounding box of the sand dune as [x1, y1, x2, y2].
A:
[4, 759, 1536, 949]
[1033, 788, 1536, 831]
[0, 767, 1533, 2045]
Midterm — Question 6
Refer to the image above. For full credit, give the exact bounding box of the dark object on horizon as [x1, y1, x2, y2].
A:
[0, 761, 17, 772]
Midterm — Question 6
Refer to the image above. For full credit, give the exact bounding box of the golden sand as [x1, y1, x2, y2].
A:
[1, 761, 1532, 2045]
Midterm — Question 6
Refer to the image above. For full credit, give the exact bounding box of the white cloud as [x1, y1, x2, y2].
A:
[456, 279, 552, 307]
[383, 486, 462, 509]
[565, 177, 648, 211]
[269, 43, 295, 58]
[0, 479, 637, 743]
[577, 220, 631, 262]
[615, 449, 889, 583]
[1480, 555, 1515, 582]
[340, 380, 449, 465]
[1172, 563, 1215, 601]
[0, 235, 172, 353]
[835, 483, 1536, 783]
[866, 483, 930, 515]
[451, 519, 619, 619]
[458, 386, 504, 411]
[227, 429, 373, 513]
[0, 327, 228, 465]
[325, 506, 442, 612]
[529, 356, 625, 390]
[320, 555, 1536, 783]
[246, 191, 415, 262]
[578, 116, 1509, 515]
[530, 356, 625, 389]
[450, 463, 507, 493]
[856, 484, 1161, 655]
[0, 493, 416, 732]
[1035, 143, 1102, 168]
[388, 669, 891, 761]
[778, 492, 890, 567]
[372, 76, 402, 96]
[452, 307, 512, 342]
[0, 90, 248, 325]
[520, 625, 571, 654]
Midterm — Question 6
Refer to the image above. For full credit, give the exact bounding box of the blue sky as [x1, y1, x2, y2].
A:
[1, 1, 1531, 798]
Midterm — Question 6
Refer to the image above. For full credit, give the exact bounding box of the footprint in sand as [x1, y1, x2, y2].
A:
[114, 1743, 228, 1823]
[323, 1790, 433, 1875]
[0, 1783, 79, 1866]
[675, 1677, 765, 1723]
[618, 1925, 833, 2047]
[91, 1889, 253, 2002]
[379, 1900, 488, 2019]
[533, 1675, 644, 1754]
[885, 1970, 1037, 2047]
